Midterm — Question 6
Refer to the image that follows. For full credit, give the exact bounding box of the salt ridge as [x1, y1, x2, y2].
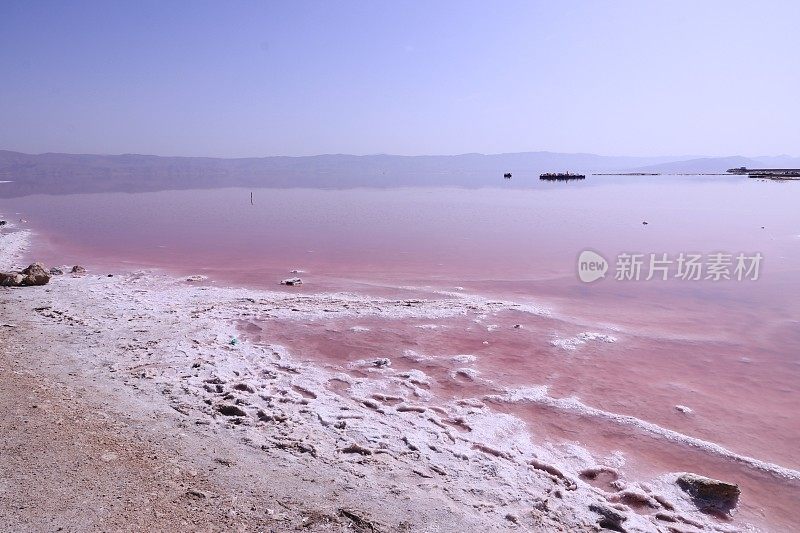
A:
[489, 386, 800, 483]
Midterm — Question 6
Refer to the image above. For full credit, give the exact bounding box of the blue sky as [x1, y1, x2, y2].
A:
[1, 1, 798, 157]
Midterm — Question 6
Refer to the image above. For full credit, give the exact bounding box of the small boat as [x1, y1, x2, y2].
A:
[539, 172, 586, 181]
[503, 172, 512, 179]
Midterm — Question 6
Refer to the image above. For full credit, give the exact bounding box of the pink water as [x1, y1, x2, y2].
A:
[3, 176, 799, 528]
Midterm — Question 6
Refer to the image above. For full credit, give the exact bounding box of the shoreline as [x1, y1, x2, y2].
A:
[0, 269, 596, 531]
[1, 223, 792, 531]
[0, 222, 30, 270]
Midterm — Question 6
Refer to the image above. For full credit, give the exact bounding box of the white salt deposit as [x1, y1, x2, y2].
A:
[7, 267, 775, 531]
[492, 386, 800, 482]
[0, 224, 31, 270]
[551, 331, 618, 351]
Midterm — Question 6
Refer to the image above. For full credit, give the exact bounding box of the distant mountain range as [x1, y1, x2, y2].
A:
[1, 149, 798, 197]
[630, 155, 800, 174]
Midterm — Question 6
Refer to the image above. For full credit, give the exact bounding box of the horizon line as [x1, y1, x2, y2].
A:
[2, 148, 797, 161]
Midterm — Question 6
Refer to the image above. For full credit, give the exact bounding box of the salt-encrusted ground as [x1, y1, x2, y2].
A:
[3, 285, 764, 531]
[0, 222, 772, 531]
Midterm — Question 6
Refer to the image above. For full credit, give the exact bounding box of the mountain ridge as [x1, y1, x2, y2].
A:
[1, 149, 798, 197]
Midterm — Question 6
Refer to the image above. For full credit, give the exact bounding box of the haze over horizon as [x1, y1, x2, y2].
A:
[2, 1, 799, 158]
[2, 147, 798, 160]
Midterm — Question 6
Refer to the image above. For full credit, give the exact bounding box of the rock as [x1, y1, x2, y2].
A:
[0, 272, 24, 286]
[280, 277, 303, 286]
[676, 473, 740, 513]
[675, 405, 693, 414]
[70, 265, 86, 274]
[588, 503, 627, 532]
[185, 488, 208, 499]
[233, 383, 255, 393]
[49, 267, 64, 275]
[21, 263, 50, 286]
[215, 404, 247, 417]
[0, 220, 6, 226]
[340, 443, 372, 455]
[0, 263, 50, 287]
[372, 358, 391, 368]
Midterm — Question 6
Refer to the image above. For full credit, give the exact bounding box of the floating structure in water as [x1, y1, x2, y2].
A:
[727, 167, 800, 179]
[540, 172, 586, 181]
[726, 167, 748, 174]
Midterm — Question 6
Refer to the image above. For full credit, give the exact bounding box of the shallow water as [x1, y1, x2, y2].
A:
[2, 175, 799, 528]
[4, 176, 798, 280]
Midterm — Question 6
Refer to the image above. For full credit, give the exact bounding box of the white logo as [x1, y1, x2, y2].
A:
[578, 250, 608, 283]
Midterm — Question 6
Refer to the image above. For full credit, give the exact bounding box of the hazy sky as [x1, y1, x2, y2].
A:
[1, 1, 798, 158]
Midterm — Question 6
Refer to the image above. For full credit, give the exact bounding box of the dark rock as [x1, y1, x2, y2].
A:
[0, 263, 50, 287]
[185, 488, 208, 499]
[341, 443, 372, 455]
[280, 277, 303, 286]
[676, 473, 740, 514]
[70, 265, 86, 274]
[372, 358, 391, 368]
[215, 404, 247, 417]
[589, 503, 627, 532]
[21, 263, 50, 286]
[233, 383, 255, 393]
[49, 267, 64, 275]
[0, 272, 24, 286]
[338, 509, 379, 532]
[0, 220, 6, 226]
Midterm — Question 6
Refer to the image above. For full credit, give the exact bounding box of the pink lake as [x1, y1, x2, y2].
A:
[2, 175, 799, 529]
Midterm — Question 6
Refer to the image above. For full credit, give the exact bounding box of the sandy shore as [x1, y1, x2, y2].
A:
[0, 225, 766, 532]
